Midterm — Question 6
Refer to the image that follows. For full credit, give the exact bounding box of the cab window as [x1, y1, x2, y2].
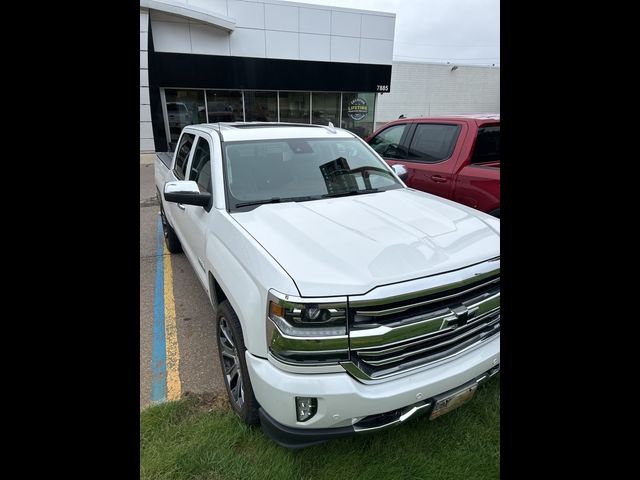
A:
[173, 132, 195, 180]
[188, 137, 212, 194]
[471, 126, 500, 164]
[407, 124, 460, 163]
[368, 124, 407, 158]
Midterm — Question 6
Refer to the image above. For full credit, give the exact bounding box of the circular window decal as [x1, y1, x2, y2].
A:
[347, 98, 368, 121]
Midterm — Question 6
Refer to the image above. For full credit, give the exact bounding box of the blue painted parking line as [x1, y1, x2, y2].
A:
[151, 217, 167, 402]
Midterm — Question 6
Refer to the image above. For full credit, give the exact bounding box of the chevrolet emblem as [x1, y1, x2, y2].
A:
[446, 305, 480, 328]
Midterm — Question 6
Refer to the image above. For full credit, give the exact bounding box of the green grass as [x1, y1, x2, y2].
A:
[141, 376, 499, 480]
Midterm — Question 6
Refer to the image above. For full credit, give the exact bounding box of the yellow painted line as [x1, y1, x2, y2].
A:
[163, 242, 182, 400]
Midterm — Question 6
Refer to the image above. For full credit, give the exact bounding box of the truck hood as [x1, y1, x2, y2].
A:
[231, 189, 500, 297]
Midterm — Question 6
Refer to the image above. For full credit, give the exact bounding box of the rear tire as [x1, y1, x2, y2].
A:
[216, 300, 260, 425]
[164, 222, 182, 253]
[158, 199, 182, 253]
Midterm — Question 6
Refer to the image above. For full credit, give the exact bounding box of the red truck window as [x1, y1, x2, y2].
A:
[407, 124, 460, 163]
[369, 124, 407, 158]
[471, 126, 500, 164]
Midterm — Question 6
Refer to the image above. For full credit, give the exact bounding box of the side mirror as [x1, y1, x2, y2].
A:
[391, 164, 409, 181]
[164, 180, 211, 207]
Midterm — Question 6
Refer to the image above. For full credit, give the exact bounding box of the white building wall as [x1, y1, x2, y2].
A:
[149, 0, 395, 65]
[375, 61, 500, 129]
[140, 8, 155, 153]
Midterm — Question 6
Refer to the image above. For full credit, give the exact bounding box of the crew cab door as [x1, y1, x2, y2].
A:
[453, 123, 500, 215]
[165, 130, 196, 238]
[178, 134, 214, 288]
[397, 121, 467, 200]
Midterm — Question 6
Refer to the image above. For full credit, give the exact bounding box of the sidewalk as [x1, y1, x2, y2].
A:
[140, 153, 156, 165]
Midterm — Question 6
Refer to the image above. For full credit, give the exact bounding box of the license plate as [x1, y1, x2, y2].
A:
[429, 383, 477, 420]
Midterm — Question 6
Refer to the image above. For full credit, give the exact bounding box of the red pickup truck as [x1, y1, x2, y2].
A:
[366, 114, 500, 217]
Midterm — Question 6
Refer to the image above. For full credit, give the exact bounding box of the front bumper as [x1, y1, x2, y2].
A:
[246, 334, 499, 447]
[259, 363, 500, 449]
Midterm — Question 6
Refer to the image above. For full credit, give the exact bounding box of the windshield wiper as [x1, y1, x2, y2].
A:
[235, 196, 320, 208]
[322, 188, 379, 198]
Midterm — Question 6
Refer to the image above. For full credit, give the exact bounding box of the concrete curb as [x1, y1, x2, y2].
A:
[140, 153, 156, 165]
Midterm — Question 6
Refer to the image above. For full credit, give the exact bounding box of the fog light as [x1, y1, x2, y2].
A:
[295, 397, 317, 422]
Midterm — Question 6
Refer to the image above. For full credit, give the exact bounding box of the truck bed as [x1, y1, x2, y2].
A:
[155, 152, 174, 199]
[156, 152, 173, 169]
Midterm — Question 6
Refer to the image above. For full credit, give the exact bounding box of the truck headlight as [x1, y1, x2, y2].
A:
[267, 290, 349, 365]
[269, 301, 347, 336]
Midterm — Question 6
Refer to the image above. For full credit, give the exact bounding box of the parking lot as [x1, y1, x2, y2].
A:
[140, 163, 225, 410]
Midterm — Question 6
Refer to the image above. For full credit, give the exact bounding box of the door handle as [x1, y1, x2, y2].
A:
[177, 203, 186, 210]
[431, 175, 447, 183]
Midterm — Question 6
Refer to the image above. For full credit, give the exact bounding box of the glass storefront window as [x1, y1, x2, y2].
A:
[244, 91, 278, 122]
[207, 90, 243, 123]
[312, 92, 340, 126]
[279, 92, 310, 123]
[164, 89, 206, 149]
[341, 92, 376, 139]
[162, 89, 379, 151]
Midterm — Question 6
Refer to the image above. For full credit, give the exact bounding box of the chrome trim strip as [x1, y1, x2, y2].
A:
[355, 277, 499, 317]
[477, 364, 501, 385]
[266, 352, 347, 373]
[359, 316, 500, 366]
[356, 308, 499, 357]
[399, 401, 431, 422]
[268, 289, 348, 306]
[352, 400, 432, 433]
[350, 293, 500, 352]
[340, 333, 500, 383]
[349, 257, 500, 308]
[351, 311, 453, 350]
[268, 319, 349, 354]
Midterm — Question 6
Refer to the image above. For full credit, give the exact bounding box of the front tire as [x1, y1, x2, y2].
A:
[216, 300, 260, 425]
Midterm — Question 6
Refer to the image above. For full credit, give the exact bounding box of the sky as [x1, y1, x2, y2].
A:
[290, 0, 500, 66]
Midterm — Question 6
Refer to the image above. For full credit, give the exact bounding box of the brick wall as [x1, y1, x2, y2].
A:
[375, 61, 500, 127]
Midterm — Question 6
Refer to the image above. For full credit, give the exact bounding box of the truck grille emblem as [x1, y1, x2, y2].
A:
[447, 305, 480, 328]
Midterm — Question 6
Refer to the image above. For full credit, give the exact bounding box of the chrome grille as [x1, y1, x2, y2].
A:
[343, 258, 500, 381]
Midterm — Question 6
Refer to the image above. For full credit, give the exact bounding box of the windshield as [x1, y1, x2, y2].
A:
[224, 137, 403, 211]
[167, 103, 187, 113]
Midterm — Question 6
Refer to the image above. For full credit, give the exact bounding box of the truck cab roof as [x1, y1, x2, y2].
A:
[393, 114, 500, 126]
[183, 122, 355, 142]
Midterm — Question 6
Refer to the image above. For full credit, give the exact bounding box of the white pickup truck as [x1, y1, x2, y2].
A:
[154, 122, 500, 448]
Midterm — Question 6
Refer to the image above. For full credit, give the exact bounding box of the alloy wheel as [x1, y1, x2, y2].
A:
[218, 316, 244, 409]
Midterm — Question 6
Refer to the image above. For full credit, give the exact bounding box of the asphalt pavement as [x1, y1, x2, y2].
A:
[140, 163, 225, 410]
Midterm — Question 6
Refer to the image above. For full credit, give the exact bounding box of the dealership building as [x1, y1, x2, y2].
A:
[140, 0, 499, 157]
